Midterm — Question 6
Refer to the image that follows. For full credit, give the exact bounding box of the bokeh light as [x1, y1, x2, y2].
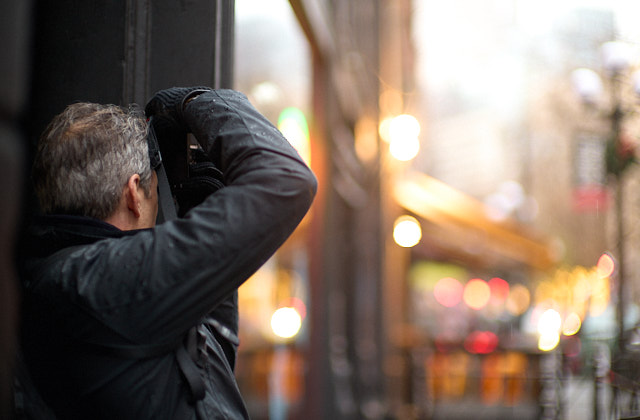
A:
[538, 309, 562, 336]
[589, 275, 610, 316]
[378, 116, 393, 143]
[563, 312, 582, 336]
[271, 307, 302, 339]
[286, 297, 307, 320]
[537, 308, 562, 351]
[387, 114, 421, 161]
[463, 278, 491, 310]
[464, 331, 498, 354]
[389, 114, 421, 140]
[506, 284, 531, 316]
[434, 277, 464, 307]
[538, 332, 560, 352]
[389, 135, 420, 161]
[488, 277, 509, 305]
[596, 253, 615, 278]
[393, 215, 422, 247]
[278, 107, 311, 166]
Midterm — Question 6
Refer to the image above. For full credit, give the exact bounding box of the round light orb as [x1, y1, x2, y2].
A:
[389, 114, 421, 140]
[571, 68, 603, 105]
[389, 135, 420, 161]
[271, 307, 302, 339]
[393, 215, 422, 247]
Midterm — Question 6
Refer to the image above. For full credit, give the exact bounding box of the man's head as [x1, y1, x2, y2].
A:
[33, 102, 158, 229]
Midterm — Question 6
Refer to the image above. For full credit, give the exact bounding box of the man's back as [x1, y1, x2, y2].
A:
[20, 215, 248, 419]
[19, 88, 317, 419]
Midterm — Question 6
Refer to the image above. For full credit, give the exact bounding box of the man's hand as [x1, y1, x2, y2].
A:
[145, 87, 211, 131]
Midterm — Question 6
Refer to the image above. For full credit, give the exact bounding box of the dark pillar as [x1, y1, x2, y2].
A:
[28, 0, 235, 148]
[0, 0, 32, 417]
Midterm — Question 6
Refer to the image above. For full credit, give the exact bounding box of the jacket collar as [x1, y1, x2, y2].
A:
[21, 214, 144, 258]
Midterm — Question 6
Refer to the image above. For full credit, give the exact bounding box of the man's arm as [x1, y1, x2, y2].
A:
[103, 89, 316, 345]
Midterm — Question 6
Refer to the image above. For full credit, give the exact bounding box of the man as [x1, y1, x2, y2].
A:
[18, 87, 317, 419]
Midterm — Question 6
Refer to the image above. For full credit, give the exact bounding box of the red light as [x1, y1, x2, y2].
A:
[489, 277, 509, 304]
[464, 331, 499, 354]
[285, 297, 307, 320]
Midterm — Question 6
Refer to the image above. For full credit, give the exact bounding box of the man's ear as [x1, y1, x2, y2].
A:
[126, 174, 142, 218]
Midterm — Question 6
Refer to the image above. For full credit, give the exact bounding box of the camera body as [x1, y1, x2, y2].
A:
[147, 117, 224, 220]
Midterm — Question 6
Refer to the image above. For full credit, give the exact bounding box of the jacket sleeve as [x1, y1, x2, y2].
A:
[94, 90, 317, 345]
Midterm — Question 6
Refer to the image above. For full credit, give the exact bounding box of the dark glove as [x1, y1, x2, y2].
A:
[145, 87, 211, 132]
[145, 87, 212, 186]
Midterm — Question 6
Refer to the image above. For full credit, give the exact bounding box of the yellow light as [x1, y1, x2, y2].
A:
[506, 284, 530, 316]
[563, 312, 582, 336]
[589, 275, 610, 316]
[378, 116, 393, 143]
[393, 215, 422, 247]
[538, 332, 560, 351]
[463, 278, 491, 310]
[271, 307, 302, 339]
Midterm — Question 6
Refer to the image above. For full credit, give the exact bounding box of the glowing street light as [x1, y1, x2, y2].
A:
[393, 215, 422, 247]
[538, 308, 562, 351]
[389, 114, 420, 140]
[382, 114, 421, 161]
[271, 307, 302, 339]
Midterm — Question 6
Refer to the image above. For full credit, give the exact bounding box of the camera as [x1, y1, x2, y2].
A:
[147, 116, 224, 220]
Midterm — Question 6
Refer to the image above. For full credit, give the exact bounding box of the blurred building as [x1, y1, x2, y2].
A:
[235, 1, 640, 419]
[233, 0, 560, 418]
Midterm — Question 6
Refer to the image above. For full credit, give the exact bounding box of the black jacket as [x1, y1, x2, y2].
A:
[18, 90, 317, 419]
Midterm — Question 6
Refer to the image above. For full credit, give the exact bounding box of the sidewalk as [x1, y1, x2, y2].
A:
[564, 375, 598, 420]
[431, 402, 539, 420]
[429, 376, 598, 420]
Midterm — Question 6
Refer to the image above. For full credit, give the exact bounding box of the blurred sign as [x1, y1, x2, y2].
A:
[573, 133, 610, 212]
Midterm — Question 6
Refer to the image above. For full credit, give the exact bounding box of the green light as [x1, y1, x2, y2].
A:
[277, 107, 311, 165]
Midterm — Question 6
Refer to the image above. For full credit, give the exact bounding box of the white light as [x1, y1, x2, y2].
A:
[387, 114, 421, 161]
[571, 68, 603, 105]
[250, 81, 283, 107]
[538, 308, 562, 336]
[393, 215, 422, 248]
[271, 307, 302, 339]
[389, 114, 421, 140]
[602, 41, 632, 73]
[389, 136, 420, 161]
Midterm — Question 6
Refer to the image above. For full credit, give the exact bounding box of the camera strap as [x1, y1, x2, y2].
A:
[147, 117, 177, 223]
[156, 163, 177, 222]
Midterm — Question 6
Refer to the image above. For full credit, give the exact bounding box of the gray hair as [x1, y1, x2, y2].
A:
[32, 102, 153, 220]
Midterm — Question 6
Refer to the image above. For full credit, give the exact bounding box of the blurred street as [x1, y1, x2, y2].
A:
[431, 375, 595, 420]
